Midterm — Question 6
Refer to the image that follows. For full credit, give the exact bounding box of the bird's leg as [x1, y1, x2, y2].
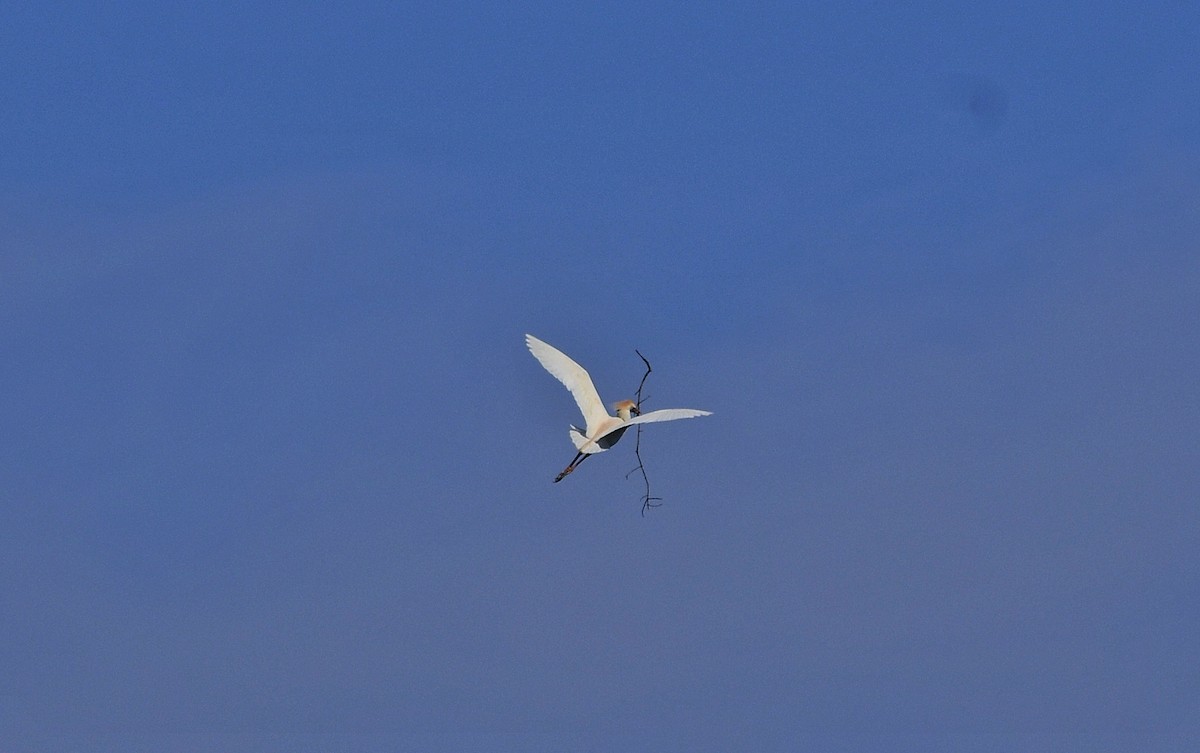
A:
[554, 453, 583, 483]
[554, 451, 590, 483]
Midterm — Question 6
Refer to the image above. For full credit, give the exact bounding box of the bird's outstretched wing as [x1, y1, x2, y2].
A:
[591, 408, 712, 444]
[526, 334, 608, 436]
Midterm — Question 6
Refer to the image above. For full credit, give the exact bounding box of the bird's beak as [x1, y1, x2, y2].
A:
[631, 404, 641, 416]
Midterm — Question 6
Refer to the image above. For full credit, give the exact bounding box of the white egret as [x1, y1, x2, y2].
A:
[526, 334, 712, 482]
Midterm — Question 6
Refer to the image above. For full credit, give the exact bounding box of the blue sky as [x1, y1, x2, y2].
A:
[3, 3, 1198, 751]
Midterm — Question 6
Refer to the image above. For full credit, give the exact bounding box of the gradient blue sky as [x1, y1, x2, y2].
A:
[3, 3, 1198, 751]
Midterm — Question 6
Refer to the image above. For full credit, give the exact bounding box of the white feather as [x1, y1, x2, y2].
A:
[526, 334, 609, 437]
[589, 409, 713, 446]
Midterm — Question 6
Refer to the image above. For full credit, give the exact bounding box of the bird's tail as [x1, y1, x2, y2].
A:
[569, 426, 604, 454]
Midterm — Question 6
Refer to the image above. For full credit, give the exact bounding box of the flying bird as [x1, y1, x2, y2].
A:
[526, 334, 712, 482]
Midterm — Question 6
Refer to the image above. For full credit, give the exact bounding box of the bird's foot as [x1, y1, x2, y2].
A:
[554, 466, 574, 483]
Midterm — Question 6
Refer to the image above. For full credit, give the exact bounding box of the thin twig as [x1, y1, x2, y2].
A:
[626, 349, 663, 515]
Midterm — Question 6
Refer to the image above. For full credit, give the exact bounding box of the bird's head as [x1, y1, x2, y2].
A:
[614, 399, 640, 420]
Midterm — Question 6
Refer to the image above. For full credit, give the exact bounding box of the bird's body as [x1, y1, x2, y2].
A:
[525, 334, 711, 481]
